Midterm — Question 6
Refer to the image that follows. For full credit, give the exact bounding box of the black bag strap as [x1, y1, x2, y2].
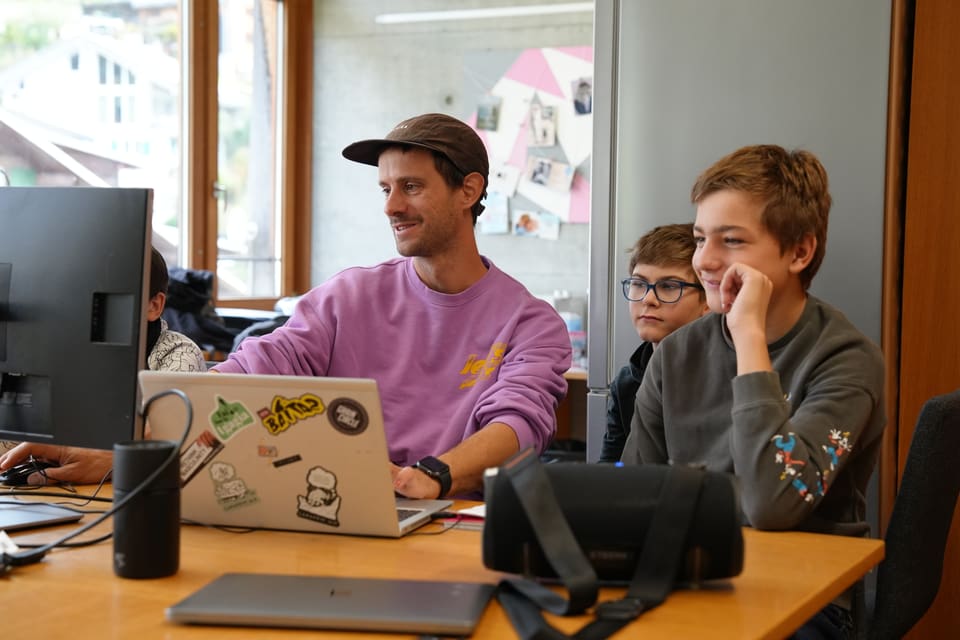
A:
[495, 451, 704, 640]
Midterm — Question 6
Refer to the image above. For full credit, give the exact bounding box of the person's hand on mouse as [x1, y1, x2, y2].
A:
[0, 442, 113, 485]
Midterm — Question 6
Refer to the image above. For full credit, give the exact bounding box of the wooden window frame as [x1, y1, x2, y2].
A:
[186, 0, 313, 311]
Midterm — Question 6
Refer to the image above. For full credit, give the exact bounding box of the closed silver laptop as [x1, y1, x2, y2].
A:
[166, 573, 495, 634]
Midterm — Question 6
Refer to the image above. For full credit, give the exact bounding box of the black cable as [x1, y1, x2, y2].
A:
[411, 512, 475, 535]
[179, 518, 257, 534]
[0, 388, 193, 569]
[15, 531, 114, 549]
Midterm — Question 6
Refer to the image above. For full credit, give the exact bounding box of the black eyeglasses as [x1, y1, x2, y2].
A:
[620, 277, 703, 303]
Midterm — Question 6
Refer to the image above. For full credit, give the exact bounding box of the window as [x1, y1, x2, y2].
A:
[0, 0, 312, 309]
[188, 1, 313, 308]
[312, 1, 591, 300]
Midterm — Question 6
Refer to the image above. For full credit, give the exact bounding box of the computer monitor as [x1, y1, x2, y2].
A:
[0, 187, 152, 449]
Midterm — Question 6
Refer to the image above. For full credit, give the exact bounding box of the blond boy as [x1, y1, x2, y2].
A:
[621, 145, 885, 637]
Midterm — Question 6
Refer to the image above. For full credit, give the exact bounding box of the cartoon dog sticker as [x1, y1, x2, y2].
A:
[297, 465, 341, 527]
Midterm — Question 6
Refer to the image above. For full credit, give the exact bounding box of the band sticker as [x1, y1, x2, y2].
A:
[209, 461, 259, 511]
[326, 397, 369, 435]
[258, 392, 325, 435]
[209, 396, 255, 441]
[179, 428, 224, 486]
[297, 465, 341, 526]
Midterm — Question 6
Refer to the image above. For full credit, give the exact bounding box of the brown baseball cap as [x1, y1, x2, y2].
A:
[341, 113, 489, 186]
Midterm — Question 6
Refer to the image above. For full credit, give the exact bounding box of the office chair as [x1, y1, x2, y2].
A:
[868, 389, 960, 640]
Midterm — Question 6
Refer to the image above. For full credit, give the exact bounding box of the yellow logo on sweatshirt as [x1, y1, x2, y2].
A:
[459, 342, 507, 389]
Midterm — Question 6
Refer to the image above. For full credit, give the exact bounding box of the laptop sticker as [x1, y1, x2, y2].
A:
[257, 443, 279, 458]
[209, 461, 260, 511]
[297, 466, 341, 526]
[327, 398, 369, 435]
[210, 396, 255, 440]
[180, 428, 225, 486]
[258, 393, 325, 435]
[273, 454, 302, 468]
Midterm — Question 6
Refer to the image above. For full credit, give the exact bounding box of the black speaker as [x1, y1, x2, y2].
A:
[112, 440, 180, 579]
[483, 462, 744, 584]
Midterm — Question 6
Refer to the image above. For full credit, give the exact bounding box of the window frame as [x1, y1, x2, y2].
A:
[186, 0, 313, 311]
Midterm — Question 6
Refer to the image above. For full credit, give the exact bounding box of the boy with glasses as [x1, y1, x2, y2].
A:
[621, 145, 885, 638]
[599, 223, 708, 462]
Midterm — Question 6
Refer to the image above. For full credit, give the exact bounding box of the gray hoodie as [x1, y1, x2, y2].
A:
[622, 295, 886, 537]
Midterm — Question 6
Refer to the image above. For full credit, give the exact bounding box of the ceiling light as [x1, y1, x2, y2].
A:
[375, 3, 594, 25]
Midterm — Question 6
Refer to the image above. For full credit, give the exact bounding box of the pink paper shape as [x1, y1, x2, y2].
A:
[504, 49, 565, 98]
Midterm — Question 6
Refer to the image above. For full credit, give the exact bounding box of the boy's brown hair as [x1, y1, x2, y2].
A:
[628, 222, 698, 276]
[690, 144, 831, 290]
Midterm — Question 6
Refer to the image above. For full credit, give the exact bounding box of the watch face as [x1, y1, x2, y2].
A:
[416, 456, 451, 498]
[418, 456, 448, 475]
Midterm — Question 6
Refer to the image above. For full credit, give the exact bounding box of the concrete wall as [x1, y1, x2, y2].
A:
[310, 0, 592, 299]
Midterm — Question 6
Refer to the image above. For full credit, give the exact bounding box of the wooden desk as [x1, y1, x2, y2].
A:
[3, 491, 883, 639]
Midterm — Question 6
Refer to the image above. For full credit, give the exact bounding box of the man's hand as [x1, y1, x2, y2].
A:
[390, 462, 440, 499]
[388, 423, 520, 499]
[0, 442, 113, 485]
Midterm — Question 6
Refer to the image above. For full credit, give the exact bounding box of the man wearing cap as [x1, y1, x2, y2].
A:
[213, 113, 572, 499]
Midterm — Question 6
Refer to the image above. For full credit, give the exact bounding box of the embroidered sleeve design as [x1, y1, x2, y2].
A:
[820, 429, 852, 490]
[772, 431, 821, 503]
[771, 429, 852, 503]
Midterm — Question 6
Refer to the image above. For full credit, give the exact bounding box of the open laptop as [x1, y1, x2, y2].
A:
[138, 370, 451, 537]
[166, 573, 495, 634]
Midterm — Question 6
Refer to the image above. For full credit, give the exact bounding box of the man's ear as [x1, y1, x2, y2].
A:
[460, 172, 485, 212]
[146, 291, 165, 321]
[788, 233, 817, 274]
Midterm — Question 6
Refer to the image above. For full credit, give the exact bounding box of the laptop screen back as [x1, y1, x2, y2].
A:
[139, 371, 448, 537]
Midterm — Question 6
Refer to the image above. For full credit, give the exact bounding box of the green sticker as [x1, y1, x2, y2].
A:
[209, 396, 254, 440]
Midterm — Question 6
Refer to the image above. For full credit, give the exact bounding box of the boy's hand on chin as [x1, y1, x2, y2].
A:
[720, 262, 772, 342]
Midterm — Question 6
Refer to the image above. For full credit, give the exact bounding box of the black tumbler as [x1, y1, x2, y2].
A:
[112, 440, 180, 579]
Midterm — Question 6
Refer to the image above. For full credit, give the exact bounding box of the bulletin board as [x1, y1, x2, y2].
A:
[465, 46, 593, 240]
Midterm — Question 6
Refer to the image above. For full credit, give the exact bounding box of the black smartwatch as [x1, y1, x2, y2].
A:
[414, 456, 451, 498]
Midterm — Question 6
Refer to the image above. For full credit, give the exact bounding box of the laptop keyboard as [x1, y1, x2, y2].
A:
[396, 508, 422, 522]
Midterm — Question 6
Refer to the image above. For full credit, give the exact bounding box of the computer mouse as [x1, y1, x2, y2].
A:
[0, 459, 59, 486]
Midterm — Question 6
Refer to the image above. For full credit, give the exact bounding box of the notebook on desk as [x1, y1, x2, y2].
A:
[138, 370, 451, 537]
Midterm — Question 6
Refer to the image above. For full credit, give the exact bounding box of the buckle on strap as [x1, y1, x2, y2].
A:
[595, 597, 646, 621]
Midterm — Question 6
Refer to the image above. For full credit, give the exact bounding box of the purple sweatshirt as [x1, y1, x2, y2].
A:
[214, 257, 571, 466]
